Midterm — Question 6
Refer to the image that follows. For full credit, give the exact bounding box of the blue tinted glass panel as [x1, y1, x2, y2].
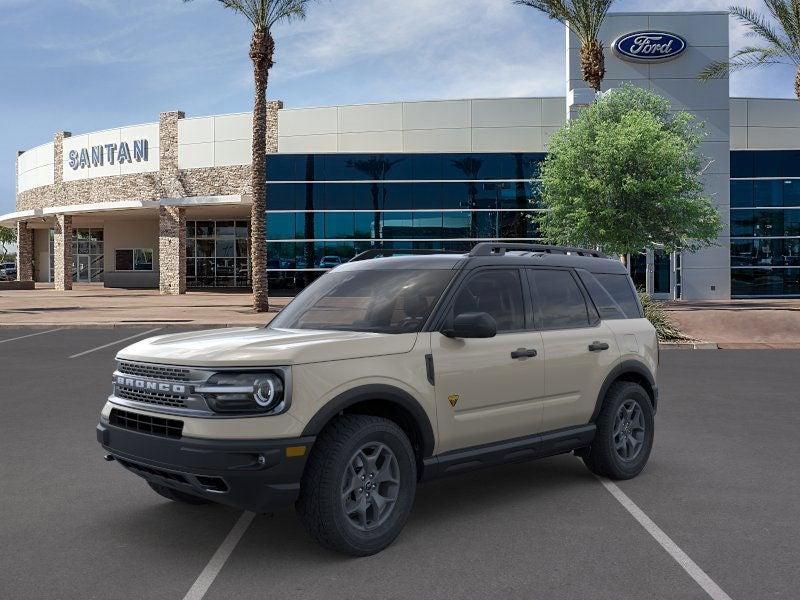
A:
[732, 268, 800, 296]
[472, 182, 499, 209]
[411, 182, 442, 210]
[785, 210, 800, 235]
[781, 150, 800, 177]
[324, 183, 354, 210]
[412, 155, 443, 180]
[730, 181, 753, 208]
[499, 211, 529, 238]
[266, 155, 297, 181]
[474, 211, 499, 238]
[323, 241, 355, 262]
[324, 213, 355, 239]
[441, 183, 470, 209]
[783, 180, 800, 207]
[294, 212, 323, 239]
[353, 183, 379, 210]
[413, 212, 443, 237]
[382, 183, 414, 210]
[267, 184, 298, 210]
[754, 151, 783, 177]
[754, 180, 783, 207]
[382, 212, 413, 238]
[730, 210, 753, 237]
[354, 213, 377, 239]
[443, 212, 472, 237]
[730, 151, 754, 178]
[266, 213, 295, 240]
[499, 182, 532, 209]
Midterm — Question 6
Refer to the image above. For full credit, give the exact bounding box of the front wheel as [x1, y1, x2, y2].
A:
[582, 381, 654, 480]
[296, 414, 417, 556]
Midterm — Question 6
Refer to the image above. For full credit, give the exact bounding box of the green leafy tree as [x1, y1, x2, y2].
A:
[0, 226, 15, 263]
[537, 84, 722, 260]
[515, 0, 615, 91]
[699, 2, 800, 100]
[184, 0, 315, 311]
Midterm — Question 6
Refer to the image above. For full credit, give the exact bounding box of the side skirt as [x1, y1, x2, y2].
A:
[421, 424, 596, 481]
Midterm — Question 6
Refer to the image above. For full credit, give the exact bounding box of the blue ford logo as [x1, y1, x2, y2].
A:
[613, 31, 686, 62]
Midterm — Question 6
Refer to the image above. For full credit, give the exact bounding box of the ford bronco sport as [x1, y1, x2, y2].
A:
[97, 243, 658, 556]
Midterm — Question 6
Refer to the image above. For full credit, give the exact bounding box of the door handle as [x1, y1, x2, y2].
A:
[588, 341, 610, 352]
[511, 348, 538, 359]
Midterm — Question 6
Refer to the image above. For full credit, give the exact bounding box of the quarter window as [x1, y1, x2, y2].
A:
[529, 269, 590, 329]
[451, 269, 525, 332]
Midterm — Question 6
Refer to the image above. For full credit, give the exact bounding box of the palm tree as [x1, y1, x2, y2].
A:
[699, 2, 800, 101]
[515, 0, 615, 92]
[185, 0, 313, 311]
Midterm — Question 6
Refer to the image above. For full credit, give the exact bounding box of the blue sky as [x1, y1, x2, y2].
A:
[1, 0, 797, 215]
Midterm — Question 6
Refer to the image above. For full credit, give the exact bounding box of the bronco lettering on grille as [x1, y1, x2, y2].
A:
[115, 376, 187, 395]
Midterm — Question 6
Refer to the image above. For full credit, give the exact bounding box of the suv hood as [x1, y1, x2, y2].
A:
[116, 327, 419, 367]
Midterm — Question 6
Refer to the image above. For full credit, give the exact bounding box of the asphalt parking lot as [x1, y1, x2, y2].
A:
[1, 327, 799, 600]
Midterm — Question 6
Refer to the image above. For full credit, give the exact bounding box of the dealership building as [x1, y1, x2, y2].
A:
[4, 10, 800, 299]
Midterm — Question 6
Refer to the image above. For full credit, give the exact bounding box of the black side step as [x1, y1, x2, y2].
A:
[421, 424, 596, 481]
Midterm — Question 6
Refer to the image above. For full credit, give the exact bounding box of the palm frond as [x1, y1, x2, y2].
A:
[764, 0, 800, 46]
[515, 0, 615, 43]
[730, 5, 800, 64]
[699, 46, 789, 80]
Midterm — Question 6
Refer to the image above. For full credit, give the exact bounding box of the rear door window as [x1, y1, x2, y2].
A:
[528, 269, 590, 329]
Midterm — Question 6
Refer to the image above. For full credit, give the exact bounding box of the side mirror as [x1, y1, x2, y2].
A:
[442, 312, 497, 339]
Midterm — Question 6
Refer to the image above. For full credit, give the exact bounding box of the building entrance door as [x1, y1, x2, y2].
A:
[76, 256, 90, 282]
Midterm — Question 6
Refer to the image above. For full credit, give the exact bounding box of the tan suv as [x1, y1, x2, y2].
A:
[97, 243, 658, 556]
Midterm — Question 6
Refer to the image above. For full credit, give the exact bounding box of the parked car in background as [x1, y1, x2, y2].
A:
[1, 262, 16, 280]
[319, 255, 343, 268]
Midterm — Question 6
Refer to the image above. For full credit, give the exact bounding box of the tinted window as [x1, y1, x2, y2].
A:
[269, 269, 453, 333]
[577, 270, 626, 320]
[594, 273, 642, 318]
[529, 269, 590, 329]
[450, 269, 525, 332]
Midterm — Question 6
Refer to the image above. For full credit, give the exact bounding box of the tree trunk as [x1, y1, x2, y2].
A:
[250, 29, 274, 312]
[580, 40, 605, 92]
[795, 67, 800, 102]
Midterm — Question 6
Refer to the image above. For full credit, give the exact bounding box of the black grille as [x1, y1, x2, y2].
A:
[109, 408, 183, 439]
[118, 361, 191, 382]
[115, 386, 188, 408]
[116, 458, 188, 484]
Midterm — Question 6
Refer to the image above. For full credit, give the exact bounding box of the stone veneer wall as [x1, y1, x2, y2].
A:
[15, 221, 33, 281]
[16, 102, 283, 211]
[53, 214, 73, 291]
[15, 102, 282, 292]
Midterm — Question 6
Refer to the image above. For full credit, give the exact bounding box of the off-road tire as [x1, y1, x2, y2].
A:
[148, 482, 212, 505]
[582, 381, 654, 480]
[296, 414, 417, 556]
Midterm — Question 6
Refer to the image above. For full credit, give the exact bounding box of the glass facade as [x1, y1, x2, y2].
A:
[186, 220, 251, 288]
[731, 151, 800, 296]
[264, 153, 545, 294]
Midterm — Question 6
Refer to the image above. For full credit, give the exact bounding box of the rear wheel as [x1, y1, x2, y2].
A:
[148, 482, 212, 505]
[582, 381, 654, 480]
[296, 414, 417, 556]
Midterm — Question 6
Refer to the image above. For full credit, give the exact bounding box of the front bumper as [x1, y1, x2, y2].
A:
[97, 420, 315, 512]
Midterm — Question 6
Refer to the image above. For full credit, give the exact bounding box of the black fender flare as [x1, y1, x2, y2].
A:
[591, 360, 657, 422]
[301, 384, 436, 458]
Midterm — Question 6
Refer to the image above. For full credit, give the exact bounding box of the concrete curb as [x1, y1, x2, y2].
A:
[661, 341, 719, 350]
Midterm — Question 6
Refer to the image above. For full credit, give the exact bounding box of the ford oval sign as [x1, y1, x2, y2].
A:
[613, 31, 687, 62]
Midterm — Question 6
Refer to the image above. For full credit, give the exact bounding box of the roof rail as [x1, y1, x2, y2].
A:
[468, 242, 606, 258]
[348, 248, 460, 262]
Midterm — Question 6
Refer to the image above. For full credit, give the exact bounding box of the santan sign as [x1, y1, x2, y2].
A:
[613, 31, 687, 62]
[67, 139, 149, 170]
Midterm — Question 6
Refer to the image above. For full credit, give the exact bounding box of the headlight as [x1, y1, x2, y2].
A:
[196, 372, 286, 415]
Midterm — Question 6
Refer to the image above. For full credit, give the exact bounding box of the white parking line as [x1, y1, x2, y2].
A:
[68, 328, 162, 359]
[0, 328, 63, 345]
[596, 476, 734, 600]
[182, 511, 255, 600]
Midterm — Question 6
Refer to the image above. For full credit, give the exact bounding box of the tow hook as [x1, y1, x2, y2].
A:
[103, 454, 116, 462]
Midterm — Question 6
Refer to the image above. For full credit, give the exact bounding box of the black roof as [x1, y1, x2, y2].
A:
[340, 243, 628, 275]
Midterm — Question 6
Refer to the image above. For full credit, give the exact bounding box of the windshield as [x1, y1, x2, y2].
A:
[269, 269, 455, 334]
